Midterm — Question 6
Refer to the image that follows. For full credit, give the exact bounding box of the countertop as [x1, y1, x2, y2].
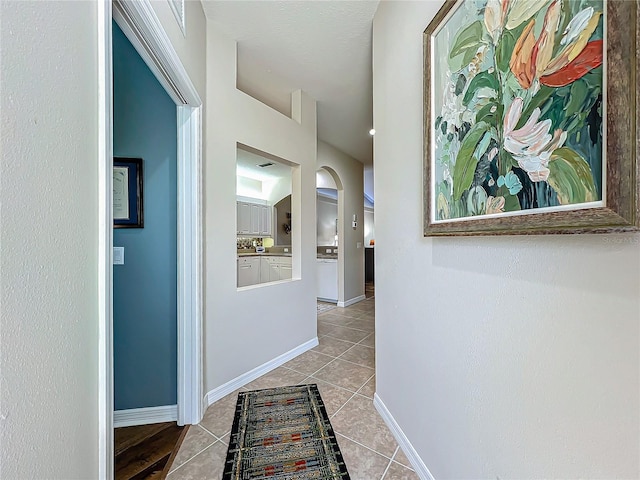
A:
[237, 249, 340, 259]
[237, 252, 338, 259]
[237, 252, 292, 257]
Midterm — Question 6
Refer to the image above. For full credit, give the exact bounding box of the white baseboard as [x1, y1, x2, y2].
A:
[113, 404, 178, 428]
[338, 294, 366, 308]
[317, 297, 337, 303]
[205, 337, 319, 406]
[374, 393, 435, 480]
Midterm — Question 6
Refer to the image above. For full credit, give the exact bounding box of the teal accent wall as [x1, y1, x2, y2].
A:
[112, 22, 177, 410]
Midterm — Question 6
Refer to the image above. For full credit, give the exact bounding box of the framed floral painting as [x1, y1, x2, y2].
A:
[423, 0, 639, 235]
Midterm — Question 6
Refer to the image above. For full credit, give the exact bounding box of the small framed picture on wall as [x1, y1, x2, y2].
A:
[113, 157, 144, 228]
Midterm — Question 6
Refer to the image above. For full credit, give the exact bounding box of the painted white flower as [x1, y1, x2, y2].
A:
[503, 97, 566, 182]
[440, 74, 466, 130]
[484, 0, 506, 43]
[443, 166, 454, 197]
[560, 7, 594, 46]
[505, 0, 552, 30]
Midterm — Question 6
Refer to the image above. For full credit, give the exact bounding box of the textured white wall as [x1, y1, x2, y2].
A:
[0, 1, 99, 478]
[317, 140, 365, 304]
[373, 1, 640, 478]
[204, 26, 318, 391]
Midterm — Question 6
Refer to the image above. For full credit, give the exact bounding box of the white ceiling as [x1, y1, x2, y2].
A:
[201, 0, 380, 165]
[236, 147, 292, 181]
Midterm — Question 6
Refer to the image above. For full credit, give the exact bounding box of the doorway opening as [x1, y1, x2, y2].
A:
[99, 1, 203, 477]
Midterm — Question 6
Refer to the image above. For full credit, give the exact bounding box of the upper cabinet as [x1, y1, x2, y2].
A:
[237, 200, 272, 236]
[260, 204, 272, 236]
[237, 202, 251, 234]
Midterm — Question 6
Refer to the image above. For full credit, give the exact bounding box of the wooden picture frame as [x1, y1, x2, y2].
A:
[423, 0, 639, 236]
[113, 157, 144, 228]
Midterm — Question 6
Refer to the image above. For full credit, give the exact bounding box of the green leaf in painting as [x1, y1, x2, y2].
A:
[501, 151, 518, 171]
[515, 85, 554, 129]
[475, 102, 498, 125]
[496, 185, 522, 212]
[462, 71, 500, 106]
[452, 122, 490, 200]
[547, 147, 598, 204]
[449, 46, 482, 73]
[450, 21, 484, 59]
[474, 131, 492, 160]
[496, 28, 518, 72]
[565, 79, 591, 118]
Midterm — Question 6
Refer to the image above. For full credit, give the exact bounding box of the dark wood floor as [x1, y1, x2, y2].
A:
[115, 422, 187, 480]
[365, 281, 375, 298]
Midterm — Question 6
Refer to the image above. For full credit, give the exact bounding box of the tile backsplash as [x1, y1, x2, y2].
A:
[317, 246, 338, 255]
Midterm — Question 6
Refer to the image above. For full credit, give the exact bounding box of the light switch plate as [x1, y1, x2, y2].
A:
[356, 242, 362, 248]
[113, 247, 124, 265]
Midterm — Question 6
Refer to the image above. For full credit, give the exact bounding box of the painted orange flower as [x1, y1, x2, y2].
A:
[509, 2, 603, 89]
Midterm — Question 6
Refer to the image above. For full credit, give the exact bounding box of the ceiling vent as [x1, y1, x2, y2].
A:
[257, 162, 274, 168]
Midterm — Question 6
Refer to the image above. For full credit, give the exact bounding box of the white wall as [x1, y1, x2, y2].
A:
[205, 27, 318, 392]
[0, 2, 99, 477]
[373, 1, 639, 479]
[317, 140, 365, 305]
[268, 177, 292, 205]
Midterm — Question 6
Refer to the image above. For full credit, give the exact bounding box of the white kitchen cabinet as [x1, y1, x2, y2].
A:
[237, 202, 251, 234]
[238, 255, 292, 287]
[317, 258, 338, 301]
[250, 204, 261, 235]
[237, 201, 272, 236]
[268, 260, 281, 282]
[260, 257, 270, 283]
[237, 256, 260, 287]
[272, 256, 292, 281]
[260, 205, 272, 236]
[279, 263, 292, 280]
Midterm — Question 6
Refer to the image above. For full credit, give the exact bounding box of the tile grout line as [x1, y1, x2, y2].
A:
[379, 446, 400, 480]
[353, 373, 376, 397]
[302, 373, 366, 398]
[329, 390, 359, 419]
[335, 432, 396, 462]
[198, 423, 225, 443]
[309, 339, 375, 371]
[167, 442, 217, 476]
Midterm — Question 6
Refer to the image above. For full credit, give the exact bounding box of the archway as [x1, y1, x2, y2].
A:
[316, 166, 344, 305]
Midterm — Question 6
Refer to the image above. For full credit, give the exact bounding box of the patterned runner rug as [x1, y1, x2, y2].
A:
[223, 384, 350, 480]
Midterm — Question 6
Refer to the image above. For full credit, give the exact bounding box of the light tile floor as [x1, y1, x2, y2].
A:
[167, 297, 419, 480]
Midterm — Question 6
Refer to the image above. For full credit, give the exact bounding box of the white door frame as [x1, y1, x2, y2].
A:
[98, 1, 203, 477]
